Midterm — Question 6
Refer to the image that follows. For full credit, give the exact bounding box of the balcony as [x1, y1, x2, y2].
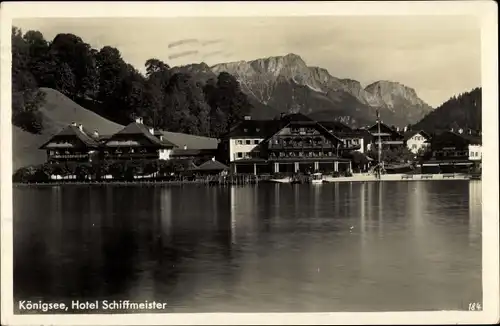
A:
[104, 152, 160, 160]
[268, 141, 334, 149]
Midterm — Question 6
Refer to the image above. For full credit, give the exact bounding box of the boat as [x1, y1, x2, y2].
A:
[310, 172, 324, 184]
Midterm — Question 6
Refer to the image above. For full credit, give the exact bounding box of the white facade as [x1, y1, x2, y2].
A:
[468, 144, 482, 161]
[406, 132, 429, 154]
[229, 138, 264, 162]
[159, 149, 172, 160]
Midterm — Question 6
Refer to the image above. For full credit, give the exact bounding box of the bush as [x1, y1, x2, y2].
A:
[332, 171, 340, 178]
[12, 166, 38, 183]
[12, 110, 44, 134]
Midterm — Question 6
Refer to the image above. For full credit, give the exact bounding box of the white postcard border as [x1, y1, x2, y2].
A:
[1, 1, 498, 325]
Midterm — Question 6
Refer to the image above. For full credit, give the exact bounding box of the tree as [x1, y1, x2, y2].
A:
[145, 58, 170, 78]
[55, 62, 76, 96]
[11, 27, 46, 133]
[96, 46, 127, 101]
[49, 33, 98, 98]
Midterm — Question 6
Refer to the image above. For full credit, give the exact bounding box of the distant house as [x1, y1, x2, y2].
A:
[193, 158, 229, 176]
[39, 122, 100, 163]
[220, 113, 355, 175]
[366, 122, 405, 150]
[320, 121, 369, 153]
[421, 130, 482, 173]
[403, 130, 431, 154]
[101, 117, 176, 161]
[169, 147, 219, 165]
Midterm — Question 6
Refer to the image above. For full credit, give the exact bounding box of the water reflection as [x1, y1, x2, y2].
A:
[14, 181, 482, 312]
[469, 181, 482, 242]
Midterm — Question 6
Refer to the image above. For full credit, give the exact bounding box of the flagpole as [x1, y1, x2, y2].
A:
[377, 109, 382, 178]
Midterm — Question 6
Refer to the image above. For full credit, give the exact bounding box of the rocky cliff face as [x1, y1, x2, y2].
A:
[176, 53, 434, 126]
[365, 80, 433, 122]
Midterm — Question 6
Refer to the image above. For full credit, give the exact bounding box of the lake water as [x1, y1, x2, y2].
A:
[13, 180, 482, 313]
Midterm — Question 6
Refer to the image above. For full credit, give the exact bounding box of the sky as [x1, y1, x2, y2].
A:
[14, 16, 481, 107]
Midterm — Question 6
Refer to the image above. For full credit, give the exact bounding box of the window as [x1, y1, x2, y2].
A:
[253, 140, 259, 145]
[245, 140, 251, 145]
[412, 144, 417, 149]
[237, 140, 243, 145]
[237, 152, 243, 158]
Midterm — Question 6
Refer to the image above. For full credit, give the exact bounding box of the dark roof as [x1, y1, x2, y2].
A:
[318, 120, 353, 132]
[195, 159, 229, 171]
[170, 148, 216, 157]
[223, 113, 317, 139]
[224, 120, 282, 138]
[432, 131, 482, 145]
[106, 122, 176, 147]
[367, 122, 402, 134]
[335, 130, 370, 138]
[282, 113, 314, 122]
[39, 124, 100, 149]
[457, 133, 482, 145]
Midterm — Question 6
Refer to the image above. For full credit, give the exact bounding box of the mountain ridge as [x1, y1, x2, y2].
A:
[197, 53, 433, 126]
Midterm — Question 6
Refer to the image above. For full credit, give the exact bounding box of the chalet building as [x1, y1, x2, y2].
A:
[220, 113, 357, 175]
[101, 117, 176, 161]
[366, 122, 405, 150]
[421, 130, 482, 173]
[39, 122, 101, 163]
[319, 121, 371, 153]
[403, 130, 431, 154]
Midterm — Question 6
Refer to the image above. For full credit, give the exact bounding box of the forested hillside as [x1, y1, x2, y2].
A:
[412, 87, 481, 133]
[11, 27, 253, 138]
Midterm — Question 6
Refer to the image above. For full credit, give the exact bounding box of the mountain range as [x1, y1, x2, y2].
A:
[172, 53, 434, 127]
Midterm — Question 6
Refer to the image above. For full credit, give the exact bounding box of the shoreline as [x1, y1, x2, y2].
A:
[12, 173, 479, 187]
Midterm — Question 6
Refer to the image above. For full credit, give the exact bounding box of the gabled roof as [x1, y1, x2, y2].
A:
[223, 113, 318, 139]
[368, 122, 396, 132]
[282, 113, 314, 122]
[403, 130, 431, 141]
[170, 148, 217, 157]
[105, 122, 176, 147]
[457, 133, 482, 145]
[318, 120, 353, 133]
[195, 159, 229, 171]
[223, 120, 284, 138]
[39, 124, 100, 149]
[430, 131, 482, 146]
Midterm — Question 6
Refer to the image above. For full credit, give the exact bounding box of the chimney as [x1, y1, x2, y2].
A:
[280, 112, 287, 119]
[403, 126, 408, 132]
[93, 130, 99, 138]
[244, 115, 251, 120]
[396, 127, 400, 132]
[135, 117, 143, 124]
[183, 145, 187, 150]
[450, 128, 454, 132]
[71, 122, 77, 127]
[149, 127, 154, 135]
[212, 156, 215, 161]
[159, 135, 163, 141]
[468, 129, 472, 135]
[78, 124, 83, 132]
